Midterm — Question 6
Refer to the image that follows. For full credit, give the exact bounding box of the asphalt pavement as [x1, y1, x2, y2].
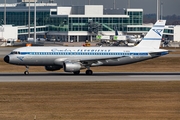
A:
[0, 72, 180, 82]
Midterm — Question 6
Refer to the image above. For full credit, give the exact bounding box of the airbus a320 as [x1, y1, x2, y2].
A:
[4, 20, 168, 75]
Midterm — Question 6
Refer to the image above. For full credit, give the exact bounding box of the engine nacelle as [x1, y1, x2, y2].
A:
[63, 62, 81, 72]
[45, 65, 62, 71]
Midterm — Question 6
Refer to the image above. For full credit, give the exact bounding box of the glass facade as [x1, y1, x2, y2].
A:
[68, 17, 130, 32]
[0, 11, 50, 26]
[127, 27, 151, 32]
[0, 7, 173, 36]
[48, 16, 68, 32]
[0, 9, 69, 32]
[126, 11, 143, 25]
[18, 26, 48, 34]
[164, 29, 173, 34]
[0, 8, 143, 32]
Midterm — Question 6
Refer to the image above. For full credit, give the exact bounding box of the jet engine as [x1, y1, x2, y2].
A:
[63, 62, 81, 72]
[45, 65, 62, 71]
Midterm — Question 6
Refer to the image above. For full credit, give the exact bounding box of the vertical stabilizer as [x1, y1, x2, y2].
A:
[136, 20, 166, 49]
[114, 26, 118, 36]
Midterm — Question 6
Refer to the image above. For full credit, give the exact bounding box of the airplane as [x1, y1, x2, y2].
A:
[27, 37, 46, 43]
[4, 20, 168, 75]
[114, 25, 142, 44]
[27, 37, 46, 42]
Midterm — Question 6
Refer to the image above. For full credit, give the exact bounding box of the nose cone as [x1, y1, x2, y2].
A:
[4, 55, 9, 63]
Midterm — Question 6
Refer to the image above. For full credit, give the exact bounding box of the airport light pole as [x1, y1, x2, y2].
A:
[160, 1, 163, 20]
[4, 0, 6, 25]
[28, 0, 30, 38]
[34, 0, 36, 43]
[157, 0, 159, 20]
[127, 0, 130, 8]
[113, 0, 115, 9]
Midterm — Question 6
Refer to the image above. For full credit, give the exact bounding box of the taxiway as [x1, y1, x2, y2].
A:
[0, 72, 180, 82]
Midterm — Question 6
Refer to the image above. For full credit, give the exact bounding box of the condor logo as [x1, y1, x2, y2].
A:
[17, 56, 24, 61]
[152, 29, 163, 36]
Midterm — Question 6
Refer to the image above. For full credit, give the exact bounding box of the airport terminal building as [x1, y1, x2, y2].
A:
[0, 0, 178, 42]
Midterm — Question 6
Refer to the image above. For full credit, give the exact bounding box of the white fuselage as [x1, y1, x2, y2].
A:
[6, 46, 168, 67]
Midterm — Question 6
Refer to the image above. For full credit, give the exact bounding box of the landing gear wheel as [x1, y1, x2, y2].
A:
[73, 71, 80, 75]
[24, 66, 29, 75]
[86, 70, 93, 75]
[24, 71, 29, 75]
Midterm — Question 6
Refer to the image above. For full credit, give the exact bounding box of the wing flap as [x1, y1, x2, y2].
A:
[54, 56, 125, 66]
[78, 56, 124, 62]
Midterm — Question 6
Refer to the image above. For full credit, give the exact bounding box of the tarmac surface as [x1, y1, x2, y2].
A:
[0, 72, 180, 82]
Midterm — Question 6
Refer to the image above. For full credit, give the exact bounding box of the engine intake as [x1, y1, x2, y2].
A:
[63, 62, 81, 72]
[45, 65, 62, 71]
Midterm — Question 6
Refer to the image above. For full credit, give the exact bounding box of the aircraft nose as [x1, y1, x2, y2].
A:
[4, 55, 9, 63]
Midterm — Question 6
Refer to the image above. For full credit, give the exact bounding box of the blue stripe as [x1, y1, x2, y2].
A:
[161, 51, 169, 55]
[20, 52, 149, 56]
[143, 38, 161, 40]
[153, 25, 165, 27]
[17, 51, 168, 57]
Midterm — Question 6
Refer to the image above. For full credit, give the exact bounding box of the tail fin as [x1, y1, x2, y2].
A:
[114, 26, 118, 36]
[136, 20, 166, 49]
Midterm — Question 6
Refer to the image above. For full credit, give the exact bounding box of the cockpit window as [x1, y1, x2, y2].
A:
[10, 51, 20, 54]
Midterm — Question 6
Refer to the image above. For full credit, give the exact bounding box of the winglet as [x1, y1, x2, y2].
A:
[136, 20, 166, 49]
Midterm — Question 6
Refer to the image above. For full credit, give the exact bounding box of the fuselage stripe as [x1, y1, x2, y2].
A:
[153, 25, 165, 27]
[143, 38, 162, 40]
[19, 52, 149, 56]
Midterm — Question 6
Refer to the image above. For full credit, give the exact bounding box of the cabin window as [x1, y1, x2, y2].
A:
[10, 51, 20, 54]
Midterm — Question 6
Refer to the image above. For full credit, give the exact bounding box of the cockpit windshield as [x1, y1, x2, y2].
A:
[10, 51, 20, 54]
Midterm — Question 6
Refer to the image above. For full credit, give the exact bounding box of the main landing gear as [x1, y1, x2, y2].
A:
[73, 70, 93, 75]
[24, 66, 29, 75]
[73, 67, 93, 75]
[86, 70, 93, 75]
[85, 66, 93, 75]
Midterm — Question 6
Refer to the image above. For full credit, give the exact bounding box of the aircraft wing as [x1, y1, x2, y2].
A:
[54, 56, 125, 66]
[78, 56, 123, 62]
[77, 56, 127, 66]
